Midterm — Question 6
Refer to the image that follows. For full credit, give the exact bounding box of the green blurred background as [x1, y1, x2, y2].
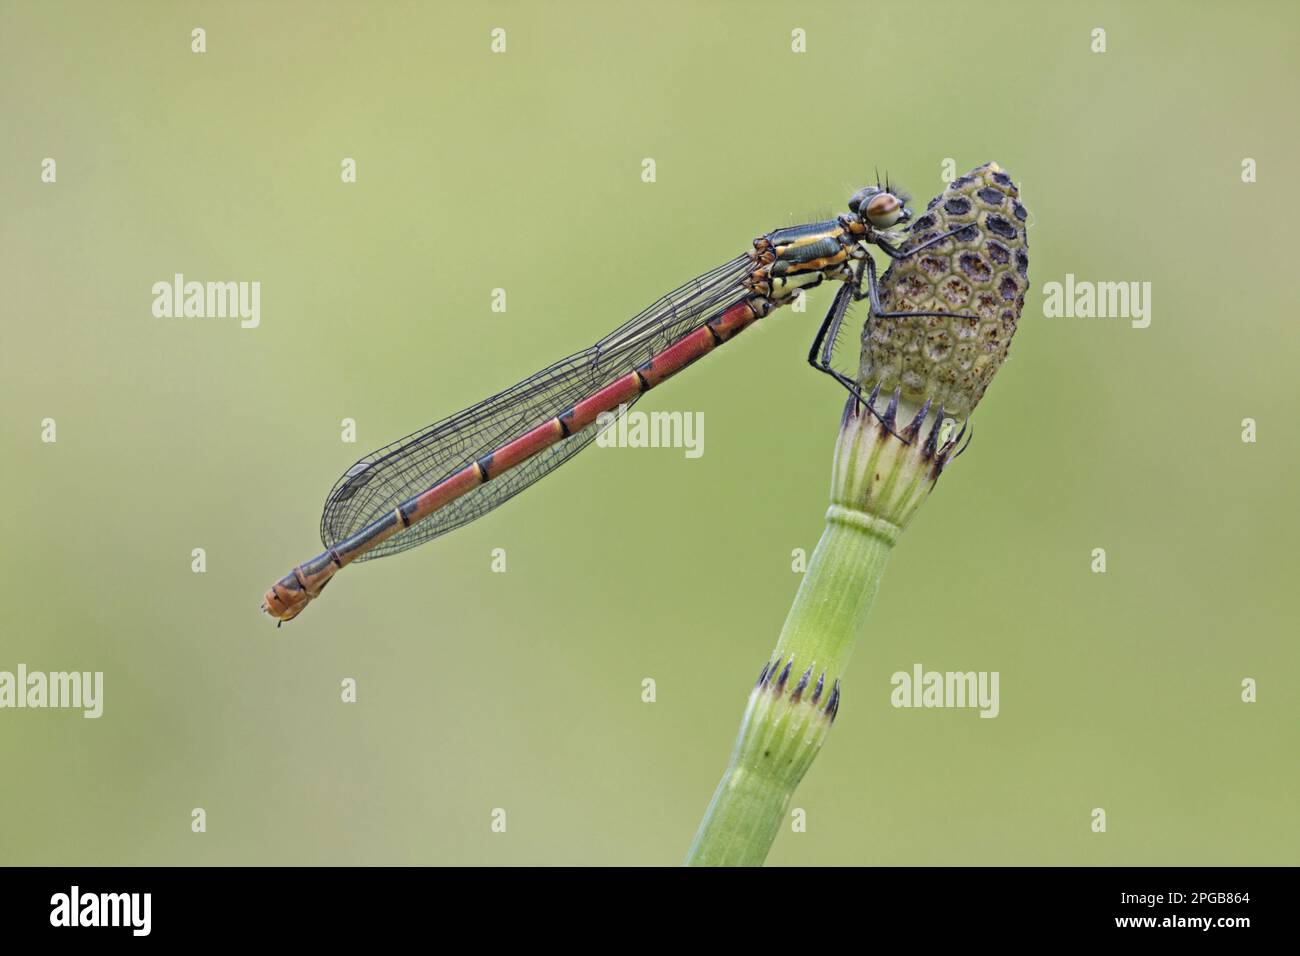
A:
[2, 0, 1296, 866]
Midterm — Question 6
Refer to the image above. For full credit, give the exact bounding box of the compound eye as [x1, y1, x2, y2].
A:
[864, 192, 903, 228]
[847, 186, 880, 214]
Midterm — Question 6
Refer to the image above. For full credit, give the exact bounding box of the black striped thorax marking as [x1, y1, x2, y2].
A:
[765, 218, 844, 252]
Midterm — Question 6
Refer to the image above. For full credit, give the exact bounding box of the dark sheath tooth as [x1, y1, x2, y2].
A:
[882, 387, 901, 430]
[904, 397, 933, 441]
[756, 660, 773, 687]
[840, 396, 857, 427]
[825, 680, 841, 720]
[924, 403, 945, 459]
[865, 382, 882, 418]
[791, 665, 813, 703]
[812, 672, 826, 704]
[775, 657, 794, 694]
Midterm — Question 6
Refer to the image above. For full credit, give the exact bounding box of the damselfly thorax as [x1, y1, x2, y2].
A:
[748, 190, 904, 303]
[262, 181, 978, 622]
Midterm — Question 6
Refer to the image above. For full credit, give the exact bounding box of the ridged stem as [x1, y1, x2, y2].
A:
[684, 515, 891, 866]
[686, 397, 960, 866]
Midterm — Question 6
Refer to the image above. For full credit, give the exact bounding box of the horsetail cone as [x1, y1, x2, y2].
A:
[861, 161, 1029, 421]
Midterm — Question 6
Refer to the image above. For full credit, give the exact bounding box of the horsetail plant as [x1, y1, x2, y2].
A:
[686, 162, 1029, 866]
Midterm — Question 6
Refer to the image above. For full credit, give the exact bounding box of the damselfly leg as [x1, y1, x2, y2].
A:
[807, 223, 985, 440]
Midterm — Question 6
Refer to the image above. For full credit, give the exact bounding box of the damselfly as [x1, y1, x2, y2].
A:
[262, 181, 978, 622]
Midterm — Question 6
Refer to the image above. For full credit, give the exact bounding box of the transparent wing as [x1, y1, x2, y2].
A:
[319, 254, 752, 560]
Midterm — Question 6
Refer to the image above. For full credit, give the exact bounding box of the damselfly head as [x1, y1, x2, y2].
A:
[848, 185, 911, 229]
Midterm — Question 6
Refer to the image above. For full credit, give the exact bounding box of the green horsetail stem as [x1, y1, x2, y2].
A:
[686, 163, 1028, 867]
